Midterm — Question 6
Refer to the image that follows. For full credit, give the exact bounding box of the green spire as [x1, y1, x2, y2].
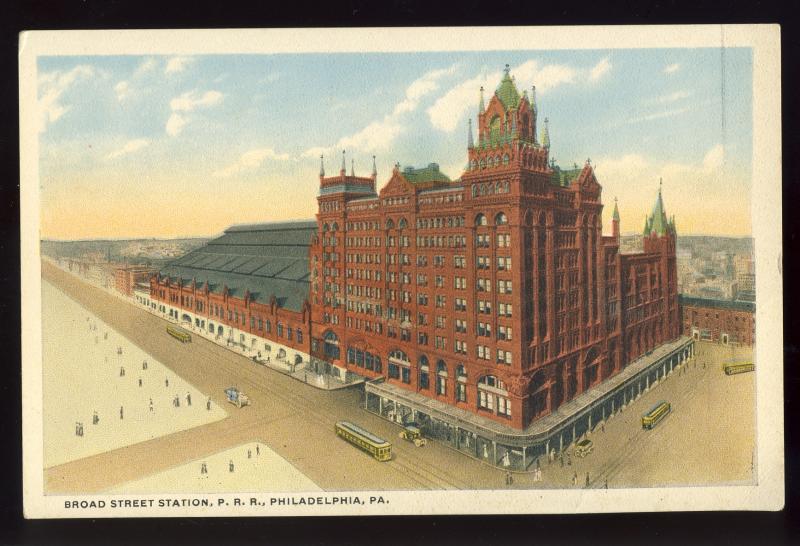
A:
[541, 117, 550, 149]
[612, 197, 620, 222]
[644, 179, 671, 236]
[495, 64, 521, 109]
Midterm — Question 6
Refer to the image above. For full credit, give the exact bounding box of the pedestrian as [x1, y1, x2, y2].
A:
[200, 462, 207, 475]
[165, 377, 169, 387]
[120, 366, 125, 377]
[174, 395, 180, 408]
[93, 411, 99, 425]
[75, 422, 80, 436]
[143, 360, 148, 370]
[119, 406, 124, 420]
[78, 422, 84, 436]
[186, 392, 192, 406]
[567, 454, 572, 466]
[256, 445, 260, 456]
[229, 460, 234, 473]
[149, 398, 154, 412]
[572, 472, 578, 486]
[138, 378, 142, 387]
[536, 457, 540, 470]
[560, 454, 564, 468]
[604, 479, 608, 489]
[206, 397, 211, 411]
[248, 449, 252, 459]
[585, 472, 590, 487]
[601, 423, 605, 433]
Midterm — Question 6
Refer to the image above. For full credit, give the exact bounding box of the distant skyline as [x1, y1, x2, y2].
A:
[38, 48, 753, 239]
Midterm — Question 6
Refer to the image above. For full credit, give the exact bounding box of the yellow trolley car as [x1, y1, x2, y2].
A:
[335, 421, 392, 461]
[641, 401, 671, 430]
[724, 362, 754, 375]
[166, 325, 192, 343]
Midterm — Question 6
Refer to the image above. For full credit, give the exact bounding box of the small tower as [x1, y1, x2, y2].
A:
[350, 158, 355, 177]
[467, 118, 474, 149]
[541, 117, 550, 149]
[319, 154, 325, 178]
[340, 150, 346, 176]
[612, 197, 620, 240]
[371, 155, 377, 181]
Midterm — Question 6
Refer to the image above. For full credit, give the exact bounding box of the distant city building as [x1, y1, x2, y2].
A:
[680, 295, 755, 345]
[115, 265, 158, 297]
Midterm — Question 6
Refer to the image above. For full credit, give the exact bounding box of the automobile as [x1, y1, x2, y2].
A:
[574, 438, 593, 458]
[224, 386, 250, 408]
[398, 424, 427, 447]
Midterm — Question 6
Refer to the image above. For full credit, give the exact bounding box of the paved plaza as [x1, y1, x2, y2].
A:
[41, 262, 756, 493]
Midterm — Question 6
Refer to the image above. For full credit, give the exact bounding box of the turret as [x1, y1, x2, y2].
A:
[612, 197, 620, 239]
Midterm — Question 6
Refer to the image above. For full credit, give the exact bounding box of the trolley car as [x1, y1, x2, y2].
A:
[335, 421, 392, 461]
[724, 362, 754, 375]
[166, 325, 192, 343]
[641, 401, 671, 430]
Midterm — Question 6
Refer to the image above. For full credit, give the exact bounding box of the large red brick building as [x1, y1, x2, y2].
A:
[680, 295, 755, 345]
[148, 67, 690, 468]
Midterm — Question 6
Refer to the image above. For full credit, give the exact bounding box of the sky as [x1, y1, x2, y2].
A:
[37, 48, 753, 240]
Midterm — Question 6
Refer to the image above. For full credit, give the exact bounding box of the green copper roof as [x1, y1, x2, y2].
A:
[402, 163, 452, 185]
[644, 185, 676, 237]
[495, 68, 521, 110]
[612, 200, 620, 222]
[550, 166, 582, 187]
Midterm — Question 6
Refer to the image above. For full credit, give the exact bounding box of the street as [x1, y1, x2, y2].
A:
[41, 261, 756, 493]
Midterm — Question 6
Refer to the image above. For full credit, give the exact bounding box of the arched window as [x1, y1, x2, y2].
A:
[472, 185, 478, 198]
[323, 330, 340, 359]
[475, 213, 487, 227]
[503, 154, 510, 166]
[418, 355, 430, 390]
[456, 364, 466, 378]
[331, 222, 338, 231]
[277, 322, 284, 337]
[479, 159, 485, 170]
[385, 218, 395, 230]
[322, 223, 329, 232]
[398, 218, 408, 229]
[470, 160, 477, 171]
[294, 354, 303, 365]
[495, 212, 508, 225]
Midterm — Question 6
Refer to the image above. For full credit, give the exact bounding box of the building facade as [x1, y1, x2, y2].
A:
[148, 67, 686, 459]
[680, 295, 755, 345]
[115, 265, 158, 297]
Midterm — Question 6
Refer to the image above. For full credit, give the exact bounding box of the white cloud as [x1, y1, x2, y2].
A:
[589, 57, 612, 82]
[170, 90, 223, 112]
[627, 106, 691, 124]
[302, 64, 458, 158]
[135, 58, 158, 76]
[664, 63, 681, 74]
[701, 144, 725, 171]
[38, 65, 96, 133]
[651, 90, 692, 104]
[213, 147, 291, 178]
[165, 90, 224, 136]
[426, 60, 578, 133]
[165, 56, 194, 74]
[165, 113, 188, 137]
[114, 80, 130, 102]
[107, 138, 150, 159]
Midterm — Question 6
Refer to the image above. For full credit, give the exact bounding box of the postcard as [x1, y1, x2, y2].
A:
[20, 25, 783, 518]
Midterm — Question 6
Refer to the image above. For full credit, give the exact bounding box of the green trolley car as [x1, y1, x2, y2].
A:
[335, 421, 392, 461]
[641, 401, 671, 430]
[724, 362, 754, 375]
[166, 325, 192, 343]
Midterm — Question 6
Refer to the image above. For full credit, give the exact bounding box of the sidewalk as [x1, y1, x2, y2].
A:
[46, 258, 364, 392]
